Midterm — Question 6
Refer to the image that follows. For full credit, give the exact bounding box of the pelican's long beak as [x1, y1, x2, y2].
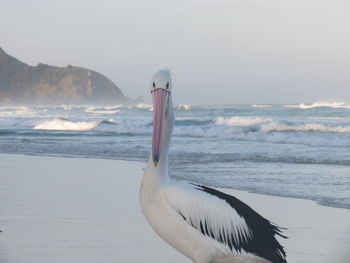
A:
[152, 89, 168, 167]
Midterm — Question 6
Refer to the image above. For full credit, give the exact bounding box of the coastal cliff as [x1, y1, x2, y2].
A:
[0, 47, 129, 105]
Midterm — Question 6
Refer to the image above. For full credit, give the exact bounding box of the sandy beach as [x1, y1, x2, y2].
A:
[0, 153, 349, 263]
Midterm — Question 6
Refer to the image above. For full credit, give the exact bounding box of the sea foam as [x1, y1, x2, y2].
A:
[216, 116, 271, 126]
[2, 104, 349, 211]
[252, 104, 271, 108]
[285, 102, 350, 109]
[176, 104, 193, 110]
[133, 103, 153, 110]
[0, 106, 36, 117]
[33, 117, 101, 131]
[85, 106, 121, 115]
[261, 122, 350, 133]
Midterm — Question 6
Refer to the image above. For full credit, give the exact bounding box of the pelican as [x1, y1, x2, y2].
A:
[139, 70, 287, 263]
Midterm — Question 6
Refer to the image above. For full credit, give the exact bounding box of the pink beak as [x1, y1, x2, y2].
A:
[152, 89, 168, 166]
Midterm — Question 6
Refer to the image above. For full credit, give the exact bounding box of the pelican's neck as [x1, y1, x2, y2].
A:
[147, 97, 174, 179]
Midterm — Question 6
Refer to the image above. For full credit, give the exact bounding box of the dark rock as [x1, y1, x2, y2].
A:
[0, 47, 130, 105]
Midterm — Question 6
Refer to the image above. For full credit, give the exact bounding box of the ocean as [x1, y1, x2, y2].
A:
[0, 102, 349, 209]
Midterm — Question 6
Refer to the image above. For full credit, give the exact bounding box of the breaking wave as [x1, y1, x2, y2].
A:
[0, 106, 36, 117]
[216, 116, 272, 126]
[251, 104, 271, 108]
[285, 102, 350, 109]
[33, 117, 115, 131]
[85, 106, 121, 115]
[63, 105, 73, 110]
[261, 122, 350, 133]
[176, 104, 193, 110]
[171, 116, 350, 146]
[133, 103, 153, 110]
[173, 127, 350, 147]
[27, 113, 350, 146]
[2, 104, 349, 210]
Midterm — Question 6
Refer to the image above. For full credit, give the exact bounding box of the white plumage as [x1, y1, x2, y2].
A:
[139, 70, 287, 263]
[165, 183, 253, 250]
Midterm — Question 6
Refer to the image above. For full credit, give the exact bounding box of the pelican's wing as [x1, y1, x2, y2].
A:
[163, 182, 287, 263]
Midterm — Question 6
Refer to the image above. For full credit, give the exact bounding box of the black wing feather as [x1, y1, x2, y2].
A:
[189, 184, 287, 263]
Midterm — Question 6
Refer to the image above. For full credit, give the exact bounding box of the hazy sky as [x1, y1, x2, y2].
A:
[1, 0, 349, 104]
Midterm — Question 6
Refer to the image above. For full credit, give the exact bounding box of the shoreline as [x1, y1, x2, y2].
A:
[0, 153, 349, 263]
[1, 151, 349, 210]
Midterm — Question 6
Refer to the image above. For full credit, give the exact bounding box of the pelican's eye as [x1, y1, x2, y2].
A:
[153, 82, 156, 89]
[166, 82, 169, 89]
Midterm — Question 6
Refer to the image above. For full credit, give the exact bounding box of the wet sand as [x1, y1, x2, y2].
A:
[0, 154, 349, 263]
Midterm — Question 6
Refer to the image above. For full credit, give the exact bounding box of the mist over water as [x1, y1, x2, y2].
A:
[0, 103, 350, 209]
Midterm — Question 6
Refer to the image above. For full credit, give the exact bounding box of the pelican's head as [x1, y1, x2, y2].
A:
[150, 70, 173, 167]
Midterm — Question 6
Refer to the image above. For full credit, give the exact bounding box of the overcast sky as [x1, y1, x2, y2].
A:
[1, 0, 349, 105]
